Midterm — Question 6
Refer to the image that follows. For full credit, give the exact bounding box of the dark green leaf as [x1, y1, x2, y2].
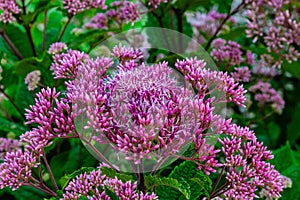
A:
[287, 102, 300, 145]
[59, 167, 95, 189]
[168, 161, 212, 199]
[282, 60, 300, 80]
[175, 0, 211, 12]
[104, 185, 119, 200]
[0, 117, 28, 136]
[100, 166, 133, 182]
[145, 175, 191, 199]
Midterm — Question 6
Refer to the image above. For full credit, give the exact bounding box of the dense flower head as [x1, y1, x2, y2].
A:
[63, 0, 107, 16]
[84, 13, 108, 29]
[48, 42, 68, 54]
[0, 149, 39, 191]
[24, 87, 77, 153]
[231, 67, 251, 82]
[245, 0, 300, 66]
[67, 45, 250, 173]
[252, 54, 281, 77]
[0, 0, 20, 23]
[112, 43, 143, 66]
[0, 138, 20, 159]
[24, 70, 41, 91]
[106, 1, 140, 25]
[50, 49, 89, 79]
[211, 39, 243, 66]
[175, 57, 247, 107]
[62, 166, 158, 200]
[249, 81, 285, 113]
[188, 9, 234, 44]
[215, 121, 290, 200]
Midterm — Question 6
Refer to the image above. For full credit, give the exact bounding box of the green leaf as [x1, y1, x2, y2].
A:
[219, 27, 246, 41]
[270, 142, 298, 172]
[68, 30, 108, 49]
[0, 117, 28, 136]
[168, 161, 212, 199]
[282, 60, 300, 80]
[4, 24, 33, 58]
[78, 196, 89, 200]
[59, 167, 95, 189]
[268, 122, 280, 147]
[145, 175, 191, 200]
[287, 102, 300, 145]
[104, 185, 119, 200]
[100, 166, 133, 182]
[280, 166, 300, 200]
[212, 0, 233, 13]
[174, 0, 211, 12]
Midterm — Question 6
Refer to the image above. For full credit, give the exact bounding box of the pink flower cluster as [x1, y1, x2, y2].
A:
[217, 122, 291, 199]
[175, 57, 247, 107]
[50, 49, 89, 79]
[48, 42, 68, 54]
[249, 81, 285, 113]
[63, 0, 107, 16]
[0, 43, 289, 199]
[211, 38, 243, 66]
[84, 13, 108, 29]
[23, 87, 77, 153]
[231, 66, 251, 82]
[84, 1, 140, 30]
[147, 0, 168, 8]
[0, 149, 39, 190]
[188, 9, 234, 44]
[62, 167, 158, 200]
[0, 0, 20, 23]
[106, 1, 140, 25]
[252, 54, 281, 77]
[24, 70, 41, 91]
[245, 0, 300, 65]
[0, 138, 20, 159]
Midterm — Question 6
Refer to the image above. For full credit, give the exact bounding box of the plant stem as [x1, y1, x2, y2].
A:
[151, 156, 168, 176]
[0, 88, 25, 120]
[58, 16, 73, 42]
[138, 163, 146, 193]
[21, 0, 36, 56]
[205, 1, 247, 51]
[174, 9, 184, 53]
[0, 30, 23, 60]
[139, 0, 171, 50]
[42, 153, 59, 191]
[24, 25, 37, 56]
[210, 166, 225, 198]
[209, 182, 230, 199]
[42, 10, 48, 52]
[80, 136, 120, 171]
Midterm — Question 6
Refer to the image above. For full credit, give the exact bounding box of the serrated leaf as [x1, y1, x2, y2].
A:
[168, 161, 212, 199]
[145, 176, 190, 199]
[59, 167, 95, 189]
[100, 166, 133, 182]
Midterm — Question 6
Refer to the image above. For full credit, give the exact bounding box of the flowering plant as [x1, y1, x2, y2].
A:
[0, 0, 299, 200]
